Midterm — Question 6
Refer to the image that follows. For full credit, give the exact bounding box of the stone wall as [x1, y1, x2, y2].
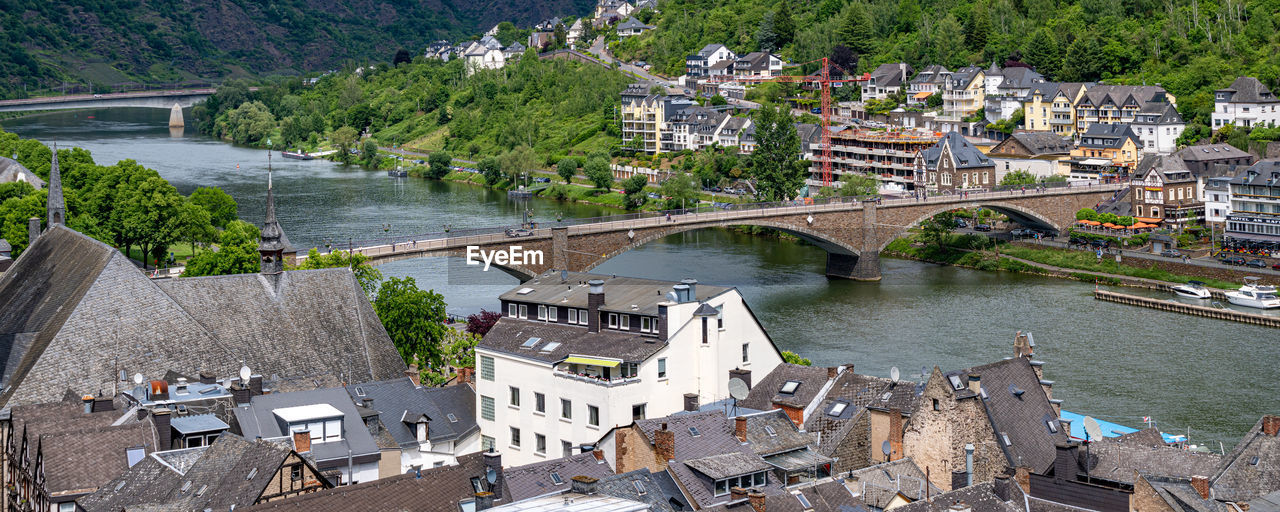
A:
[902, 368, 1006, 491]
[614, 426, 662, 475]
[1130, 475, 1176, 512]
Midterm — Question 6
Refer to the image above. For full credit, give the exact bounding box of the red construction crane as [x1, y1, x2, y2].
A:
[712, 58, 867, 188]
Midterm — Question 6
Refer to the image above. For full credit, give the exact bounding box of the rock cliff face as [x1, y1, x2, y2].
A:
[0, 0, 593, 96]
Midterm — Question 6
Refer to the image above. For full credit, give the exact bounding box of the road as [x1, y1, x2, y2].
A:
[1012, 237, 1280, 277]
[588, 36, 678, 88]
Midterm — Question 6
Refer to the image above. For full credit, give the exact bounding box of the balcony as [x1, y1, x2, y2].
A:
[553, 369, 641, 387]
[1049, 117, 1072, 125]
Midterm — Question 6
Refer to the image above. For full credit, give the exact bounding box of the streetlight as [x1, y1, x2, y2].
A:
[383, 223, 392, 251]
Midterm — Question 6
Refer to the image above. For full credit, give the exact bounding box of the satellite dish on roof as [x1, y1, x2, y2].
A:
[1083, 416, 1103, 442]
[728, 378, 749, 401]
[133, 373, 144, 385]
[890, 367, 900, 383]
[486, 467, 497, 484]
[240, 365, 252, 382]
[881, 440, 892, 456]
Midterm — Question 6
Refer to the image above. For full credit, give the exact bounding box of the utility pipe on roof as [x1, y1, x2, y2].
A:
[965, 444, 974, 487]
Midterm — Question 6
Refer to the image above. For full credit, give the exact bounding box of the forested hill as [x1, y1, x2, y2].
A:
[614, 0, 1280, 127]
[0, 0, 593, 99]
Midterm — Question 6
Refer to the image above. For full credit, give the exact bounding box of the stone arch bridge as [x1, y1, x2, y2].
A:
[307, 184, 1123, 281]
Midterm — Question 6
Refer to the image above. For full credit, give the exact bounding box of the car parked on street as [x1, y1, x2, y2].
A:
[505, 228, 533, 238]
[1160, 249, 1182, 258]
[955, 219, 968, 228]
[1010, 228, 1033, 237]
[1246, 259, 1268, 268]
[1220, 256, 1247, 266]
[975, 224, 992, 232]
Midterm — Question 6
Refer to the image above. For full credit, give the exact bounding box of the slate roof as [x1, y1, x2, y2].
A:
[1078, 85, 1170, 109]
[40, 421, 158, 497]
[740, 363, 831, 411]
[1230, 160, 1280, 187]
[480, 318, 668, 364]
[745, 409, 813, 456]
[1216, 77, 1279, 104]
[241, 451, 497, 512]
[0, 226, 405, 406]
[1078, 123, 1140, 149]
[1136, 154, 1195, 183]
[997, 67, 1045, 90]
[736, 52, 775, 72]
[910, 65, 951, 85]
[844, 458, 941, 509]
[993, 132, 1074, 156]
[1176, 144, 1252, 162]
[698, 44, 728, 57]
[1210, 416, 1280, 502]
[504, 452, 615, 501]
[685, 452, 772, 479]
[892, 481, 1023, 512]
[921, 132, 994, 170]
[1141, 475, 1235, 512]
[593, 469, 686, 512]
[233, 387, 380, 468]
[0, 156, 43, 189]
[701, 478, 862, 512]
[870, 63, 913, 87]
[344, 378, 477, 448]
[805, 372, 898, 456]
[500, 271, 731, 316]
[617, 17, 654, 31]
[1135, 103, 1184, 124]
[79, 434, 309, 512]
[634, 411, 783, 508]
[963, 357, 1069, 475]
[1079, 429, 1221, 484]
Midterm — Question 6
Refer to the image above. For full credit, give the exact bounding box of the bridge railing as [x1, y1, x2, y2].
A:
[316, 180, 1125, 255]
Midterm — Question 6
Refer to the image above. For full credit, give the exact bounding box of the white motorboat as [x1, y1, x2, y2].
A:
[1171, 281, 1212, 299]
[1224, 277, 1280, 309]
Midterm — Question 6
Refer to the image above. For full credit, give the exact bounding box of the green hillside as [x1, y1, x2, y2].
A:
[0, 0, 595, 99]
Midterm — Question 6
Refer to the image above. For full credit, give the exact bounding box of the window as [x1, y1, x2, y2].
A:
[689, 426, 702, 437]
[535, 392, 546, 413]
[764, 425, 777, 436]
[633, 403, 647, 420]
[538, 305, 547, 319]
[519, 305, 527, 319]
[508, 304, 517, 317]
[471, 477, 485, 493]
[657, 358, 667, 379]
[641, 317, 652, 332]
[563, 441, 573, 457]
[828, 401, 848, 416]
[715, 305, 724, 329]
[561, 399, 572, 420]
[481, 396, 495, 421]
[539, 341, 561, 353]
[588, 405, 600, 426]
[510, 427, 521, 447]
[480, 356, 495, 381]
[536, 434, 546, 454]
[578, 309, 588, 325]
[290, 464, 303, 481]
[608, 313, 619, 328]
[741, 343, 749, 363]
[551, 472, 565, 485]
[795, 492, 813, 508]
[482, 436, 495, 451]
[933, 398, 940, 411]
[621, 362, 638, 379]
[779, 380, 800, 394]
[547, 306, 557, 321]
[620, 315, 630, 329]
[569, 309, 578, 324]
[509, 387, 520, 407]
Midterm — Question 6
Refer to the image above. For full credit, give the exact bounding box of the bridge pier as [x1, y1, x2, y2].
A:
[825, 252, 882, 281]
[552, 227, 568, 270]
[168, 104, 184, 127]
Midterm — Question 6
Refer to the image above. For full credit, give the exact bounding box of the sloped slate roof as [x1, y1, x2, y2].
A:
[870, 63, 913, 87]
[594, 469, 686, 512]
[480, 318, 668, 363]
[997, 67, 1045, 89]
[499, 271, 731, 316]
[740, 363, 830, 411]
[0, 156, 44, 189]
[345, 378, 477, 447]
[1079, 123, 1140, 148]
[967, 357, 1070, 475]
[997, 132, 1074, 156]
[685, 452, 772, 480]
[1142, 475, 1235, 512]
[1177, 143, 1252, 162]
[635, 411, 783, 508]
[233, 387, 380, 466]
[41, 421, 159, 496]
[744, 409, 813, 456]
[1081, 429, 1221, 484]
[844, 458, 940, 508]
[893, 481, 1022, 512]
[701, 478, 861, 512]
[0, 226, 405, 407]
[1210, 416, 1280, 502]
[504, 452, 614, 501]
[1217, 77, 1279, 104]
[922, 132, 993, 170]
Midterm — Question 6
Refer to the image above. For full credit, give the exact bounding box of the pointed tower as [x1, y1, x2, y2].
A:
[258, 164, 292, 275]
[47, 143, 65, 227]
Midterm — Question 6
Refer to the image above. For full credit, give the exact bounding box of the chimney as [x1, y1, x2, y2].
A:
[1054, 442, 1079, 481]
[729, 368, 752, 389]
[683, 393, 699, 412]
[458, 367, 474, 384]
[232, 382, 252, 406]
[965, 443, 974, 487]
[1262, 415, 1280, 437]
[474, 491, 495, 510]
[616, 430, 630, 473]
[152, 409, 172, 450]
[1191, 476, 1210, 500]
[587, 280, 605, 333]
[1014, 331, 1033, 359]
[249, 375, 263, 396]
[967, 373, 981, 395]
[592, 448, 604, 462]
[730, 487, 748, 502]
[673, 283, 690, 303]
[889, 408, 904, 461]
[293, 430, 312, 453]
[827, 366, 838, 379]
[735, 416, 747, 443]
[680, 278, 697, 301]
[82, 395, 94, 414]
[199, 371, 216, 385]
[27, 217, 39, 243]
[483, 450, 504, 500]
[951, 470, 968, 491]
[1015, 466, 1031, 494]
[993, 474, 1013, 501]
[570, 475, 599, 494]
[406, 363, 421, 386]
[748, 490, 766, 512]
[655, 423, 675, 463]
[657, 303, 670, 341]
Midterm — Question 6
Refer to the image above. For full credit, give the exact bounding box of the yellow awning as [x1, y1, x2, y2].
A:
[563, 356, 621, 367]
[913, 91, 932, 100]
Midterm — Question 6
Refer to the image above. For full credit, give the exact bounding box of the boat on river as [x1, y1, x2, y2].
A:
[280, 150, 315, 160]
[387, 169, 407, 177]
[1171, 281, 1212, 299]
[1224, 277, 1280, 309]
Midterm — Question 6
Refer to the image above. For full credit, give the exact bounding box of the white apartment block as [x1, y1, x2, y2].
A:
[1213, 76, 1280, 129]
[475, 272, 784, 466]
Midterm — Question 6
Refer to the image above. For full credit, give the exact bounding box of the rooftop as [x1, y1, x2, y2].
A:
[499, 271, 731, 316]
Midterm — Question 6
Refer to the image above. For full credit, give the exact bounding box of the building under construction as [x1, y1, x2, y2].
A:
[814, 126, 942, 190]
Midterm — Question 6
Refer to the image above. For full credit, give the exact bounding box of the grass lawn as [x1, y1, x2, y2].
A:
[124, 244, 204, 267]
[996, 245, 1239, 289]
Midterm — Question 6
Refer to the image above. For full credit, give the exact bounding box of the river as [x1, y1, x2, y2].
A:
[4, 108, 1276, 449]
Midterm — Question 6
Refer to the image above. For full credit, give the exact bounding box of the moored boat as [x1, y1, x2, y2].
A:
[1224, 277, 1280, 309]
[1171, 281, 1212, 299]
[281, 150, 315, 160]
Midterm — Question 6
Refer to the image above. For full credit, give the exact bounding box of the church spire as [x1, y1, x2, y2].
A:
[258, 155, 292, 275]
[47, 143, 65, 227]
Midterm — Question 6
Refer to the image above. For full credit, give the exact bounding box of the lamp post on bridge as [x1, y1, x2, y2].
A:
[383, 223, 393, 252]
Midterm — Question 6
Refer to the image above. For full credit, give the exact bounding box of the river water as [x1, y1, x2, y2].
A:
[5, 108, 1275, 449]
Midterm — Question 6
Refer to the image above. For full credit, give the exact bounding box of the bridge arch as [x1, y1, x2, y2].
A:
[878, 200, 1065, 253]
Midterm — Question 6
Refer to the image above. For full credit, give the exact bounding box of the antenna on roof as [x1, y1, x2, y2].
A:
[728, 378, 748, 417]
[890, 367, 900, 383]
[240, 365, 252, 382]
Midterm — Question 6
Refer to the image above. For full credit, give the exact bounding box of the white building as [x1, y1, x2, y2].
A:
[861, 63, 913, 101]
[475, 272, 785, 466]
[1131, 104, 1185, 155]
[1226, 160, 1280, 251]
[233, 388, 383, 485]
[685, 44, 735, 79]
[345, 378, 481, 475]
[1213, 76, 1280, 129]
[1204, 175, 1232, 227]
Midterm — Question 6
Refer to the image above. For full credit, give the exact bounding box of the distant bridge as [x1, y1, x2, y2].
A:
[0, 89, 216, 113]
[304, 183, 1124, 281]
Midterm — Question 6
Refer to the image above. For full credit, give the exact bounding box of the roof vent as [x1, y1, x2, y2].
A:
[1009, 385, 1025, 398]
[246, 467, 258, 481]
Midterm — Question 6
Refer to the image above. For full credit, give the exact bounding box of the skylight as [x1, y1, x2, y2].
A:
[540, 341, 561, 353]
[764, 425, 777, 437]
[521, 337, 542, 349]
[633, 481, 647, 495]
[948, 375, 964, 390]
[689, 426, 702, 437]
[779, 381, 800, 394]
[828, 402, 848, 417]
[517, 287, 535, 295]
[1046, 420, 1058, 434]
[551, 472, 564, 485]
[181, 481, 192, 494]
[355, 387, 365, 397]
[795, 492, 812, 508]
[447, 413, 458, 423]
[1002, 433, 1012, 446]
[246, 467, 258, 481]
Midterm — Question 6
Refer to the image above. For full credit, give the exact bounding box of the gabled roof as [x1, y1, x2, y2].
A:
[617, 17, 654, 31]
[498, 271, 731, 316]
[1078, 85, 1170, 109]
[700, 478, 862, 512]
[233, 387, 380, 466]
[0, 156, 44, 189]
[592, 469, 688, 512]
[504, 452, 614, 501]
[744, 409, 813, 456]
[964, 357, 1070, 474]
[892, 481, 1024, 512]
[1210, 416, 1280, 502]
[1216, 76, 1279, 104]
[479, 317, 668, 363]
[844, 458, 941, 509]
[634, 411, 783, 508]
[1078, 123, 1140, 149]
[921, 132, 993, 170]
[992, 132, 1074, 156]
[870, 63, 913, 87]
[698, 44, 728, 57]
[1230, 159, 1280, 186]
[1077, 429, 1220, 485]
[1140, 475, 1235, 512]
[40, 421, 159, 497]
[910, 64, 952, 85]
[739, 363, 830, 411]
[1176, 143, 1252, 162]
[996, 67, 1045, 89]
[344, 378, 477, 448]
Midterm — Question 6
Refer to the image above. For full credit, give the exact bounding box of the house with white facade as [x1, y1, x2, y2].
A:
[861, 63, 913, 101]
[567, 19, 585, 45]
[474, 272, 785, 466]
[233, 387, 383, 485]
[616, 17, 655, 37]
[686, 44, 735, 79]
[733, 52, 784, 79]
[1213, 76, 1280, 129]
[463, 39, 506, 75]
[1204, 175, 1233, 228]
[1131, 103, 1185, 155]
[344, 378, 481, 476]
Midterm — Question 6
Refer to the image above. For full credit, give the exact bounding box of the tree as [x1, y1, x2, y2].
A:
[839, 2, 875, 55]
[291, 248, 384, 298]
[1061, 36, 1103, 82]
[774, 2, 796, 48]
[465, 309, 502, 336]
[393, 49, 412, 66]
[964, 3, 991, 52]
[556, 158, 579, 183]
[176, 200, 216, 257]
[330, 126, 359, 164]
[499, 146, 539, 185]
[781, 350, 812, 365]
[478, 157, 503, 185]
[1000, 169, 1037, 186]
[189, 186, 237, 228]
[756, 12, 779, 52]
[583, 157, 613, 190]
[926, 92, 943, 108]
[751, 103, 805, 201]
[622, 174, 649, 209]
[360, 139, 379, 168]
[182, 220, 261, 277]
[116, 176, 185, 269]
[554, 23, 567, 48]
[223, 101, 276, 145]
[661, 172, 699, 210]
[373, 277, 449, 370]
[1022, 28, 1063, 78]
[830, 45, 858, 74]
[1076, 208, 1099, 221]
[919, 211, 957, 248]
[428, 151, 452, 179]
[424, 330, 481, 386]
[709, 95, 728, 106]
[837, 172, 879, 196]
